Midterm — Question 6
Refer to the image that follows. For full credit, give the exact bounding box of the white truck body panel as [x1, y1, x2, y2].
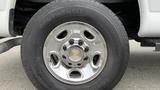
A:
[0, 0, 160, 37]
[0, 0, 16, 37]
[138, 0, 160, 37]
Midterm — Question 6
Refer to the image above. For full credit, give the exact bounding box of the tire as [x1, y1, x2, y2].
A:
[21, 0, 129, 90]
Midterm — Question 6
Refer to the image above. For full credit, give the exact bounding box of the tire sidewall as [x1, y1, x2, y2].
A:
[22, 1, 129, 90]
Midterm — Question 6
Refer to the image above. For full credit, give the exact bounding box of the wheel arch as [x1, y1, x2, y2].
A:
[13, 0, 140, 37]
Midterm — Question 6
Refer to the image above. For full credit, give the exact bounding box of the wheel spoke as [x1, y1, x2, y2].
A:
[88, 37, 106, 56]
[81, 64, 96, 79]
[50, 63, 70, 80]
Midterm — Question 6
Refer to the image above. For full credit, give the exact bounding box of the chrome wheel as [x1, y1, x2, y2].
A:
[43, 21, 107, 85]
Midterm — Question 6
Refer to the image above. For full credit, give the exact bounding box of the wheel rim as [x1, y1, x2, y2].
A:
[43, 21, 107, 85]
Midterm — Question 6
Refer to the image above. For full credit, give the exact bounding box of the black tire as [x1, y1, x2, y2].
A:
[21, 0, 129, 90]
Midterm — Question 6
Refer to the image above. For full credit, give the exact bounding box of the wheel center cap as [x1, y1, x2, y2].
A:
[68, 47, 83, 62]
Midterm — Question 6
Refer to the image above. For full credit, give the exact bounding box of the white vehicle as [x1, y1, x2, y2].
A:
[0, 0, 160, 90]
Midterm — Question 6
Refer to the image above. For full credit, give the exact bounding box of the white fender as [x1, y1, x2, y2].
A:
[138, 0, 160, 37]
[0, 0, 17, 37]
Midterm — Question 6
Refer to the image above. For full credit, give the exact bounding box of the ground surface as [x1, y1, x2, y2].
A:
[0, 40, 160, 90]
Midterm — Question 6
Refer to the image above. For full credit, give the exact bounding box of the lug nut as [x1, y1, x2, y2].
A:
[77, 63, 81, 66]
[84, 56, 89, 61]
[62, 55, 66, 59]
[69, 39, 74, 45]
[85, 47, 89, 52]
[68, 63, 72, 65]
[78, 40, 84, 46]
[63, 45, 67, 51]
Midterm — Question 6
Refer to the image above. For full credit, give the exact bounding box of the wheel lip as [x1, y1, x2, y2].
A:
[43, 21, 108, 85]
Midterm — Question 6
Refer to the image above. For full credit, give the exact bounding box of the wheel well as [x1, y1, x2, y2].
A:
[13, 0, 140, 39]
[13, 0, 46, 35]
[105, 1, 140, 39]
